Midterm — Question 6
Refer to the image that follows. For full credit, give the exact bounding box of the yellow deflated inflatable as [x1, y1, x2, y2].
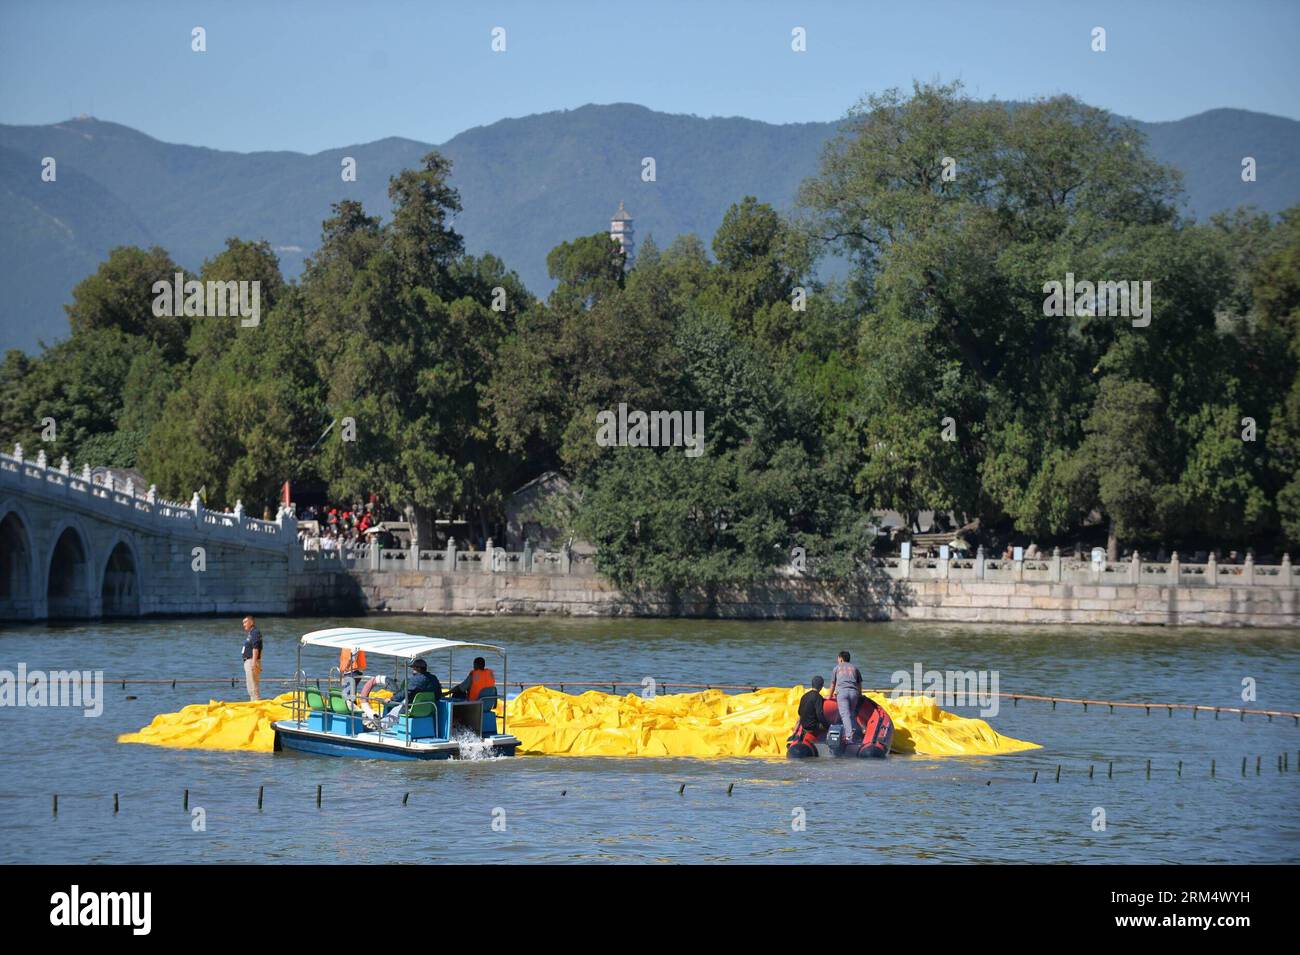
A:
[117, 693, 296, 752]
[119, 686, 1038, 757]
[505, 686, 1038, 758]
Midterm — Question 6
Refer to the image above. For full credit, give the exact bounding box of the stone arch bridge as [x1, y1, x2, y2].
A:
[0, 445, 321, 621]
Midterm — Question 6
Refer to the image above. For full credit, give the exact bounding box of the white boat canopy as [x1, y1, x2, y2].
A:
[299, 627, 505, 660]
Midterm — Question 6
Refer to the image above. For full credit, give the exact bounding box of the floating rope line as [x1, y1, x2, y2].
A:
[91, 676, 1300, 724]
[31, 749, 1300, 816]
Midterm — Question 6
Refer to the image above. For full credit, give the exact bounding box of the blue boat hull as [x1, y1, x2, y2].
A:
[274, 724, 519, 761]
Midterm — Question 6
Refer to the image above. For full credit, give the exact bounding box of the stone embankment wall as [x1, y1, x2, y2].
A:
[345, 565, 1298, 627]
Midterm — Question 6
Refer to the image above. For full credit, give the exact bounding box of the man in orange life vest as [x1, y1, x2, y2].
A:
[451, 657, 497, 703]
[339, 647, 367, 701]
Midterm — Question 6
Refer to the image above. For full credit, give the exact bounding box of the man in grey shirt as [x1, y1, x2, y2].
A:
[829, 651, 863, 744]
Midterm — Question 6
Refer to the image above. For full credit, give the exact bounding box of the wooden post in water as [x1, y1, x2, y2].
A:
[316, 784, 322, 807]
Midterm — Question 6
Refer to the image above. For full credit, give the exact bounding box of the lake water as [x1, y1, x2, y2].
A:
[1, 615, 1297, 864]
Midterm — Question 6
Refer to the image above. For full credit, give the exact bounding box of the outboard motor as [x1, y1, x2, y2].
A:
[825, 722, 845, 756]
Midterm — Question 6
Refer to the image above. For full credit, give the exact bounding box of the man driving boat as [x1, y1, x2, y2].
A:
[385, 657, 443, 710]
[450, 656, 498, 702]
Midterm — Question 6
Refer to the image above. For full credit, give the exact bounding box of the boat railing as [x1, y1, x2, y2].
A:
[284, 669, 312, 724]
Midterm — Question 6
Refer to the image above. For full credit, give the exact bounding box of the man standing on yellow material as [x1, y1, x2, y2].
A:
[241, 616, 263, 701]
[829, 651, 863, 743]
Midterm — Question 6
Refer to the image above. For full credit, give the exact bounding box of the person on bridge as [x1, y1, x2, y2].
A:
[828, 651, 863, 743]
[241, 616, 263, 701]
[450, 657, 497, 703]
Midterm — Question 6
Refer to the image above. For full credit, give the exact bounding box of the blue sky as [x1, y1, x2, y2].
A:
[2, 0, 1297, 153]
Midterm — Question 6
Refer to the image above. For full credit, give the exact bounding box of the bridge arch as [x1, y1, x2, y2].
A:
[101, 533, 141, 617]
[0, 500, 38, 618]
[45, 518, 95, 619]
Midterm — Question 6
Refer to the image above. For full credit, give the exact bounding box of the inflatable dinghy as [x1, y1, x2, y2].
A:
[787, 695, 894, 758]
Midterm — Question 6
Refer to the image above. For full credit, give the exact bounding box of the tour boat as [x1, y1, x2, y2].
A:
[786, 695, 895, 759]
[273, 627, 520, 760]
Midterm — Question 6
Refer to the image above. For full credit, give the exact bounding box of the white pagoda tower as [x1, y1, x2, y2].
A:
[610, 201, 634, 264]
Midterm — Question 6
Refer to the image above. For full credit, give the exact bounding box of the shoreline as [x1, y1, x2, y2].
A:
[331, 569, 1300, 629]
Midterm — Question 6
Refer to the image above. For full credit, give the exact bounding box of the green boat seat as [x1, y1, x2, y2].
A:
[385, 692, 438, 739]
[327, 688, 353, 714]
[304, 686, 327, 711]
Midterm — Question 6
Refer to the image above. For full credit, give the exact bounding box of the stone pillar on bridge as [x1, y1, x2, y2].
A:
[279, 505, 301, 572]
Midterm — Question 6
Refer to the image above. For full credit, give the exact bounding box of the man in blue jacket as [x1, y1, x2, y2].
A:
[386, 657, 442, 710]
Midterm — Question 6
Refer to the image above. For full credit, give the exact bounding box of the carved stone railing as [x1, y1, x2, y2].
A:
[329, 534, 598, 577]
[866, 546, 1293, 587]
[0, 444, 295, 554]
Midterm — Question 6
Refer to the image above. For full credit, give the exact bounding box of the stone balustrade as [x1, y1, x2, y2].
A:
[865, 546, 1293, 587]
[1, 445, 295, 553]
[338, 536, 597, 577]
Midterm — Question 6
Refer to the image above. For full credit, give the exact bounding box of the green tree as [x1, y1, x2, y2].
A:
[66, 246, 190, 362]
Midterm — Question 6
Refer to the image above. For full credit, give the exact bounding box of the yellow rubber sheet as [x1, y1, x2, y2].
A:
[119, 686, 1038, 757]
[117, 693, 296, 752]
[505, 686, 1039, 758]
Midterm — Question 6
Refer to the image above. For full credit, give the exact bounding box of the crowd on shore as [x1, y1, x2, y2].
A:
[295, 502, 399, 552]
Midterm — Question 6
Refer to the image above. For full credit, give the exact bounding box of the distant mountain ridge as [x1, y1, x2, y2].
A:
[2, 102, 1298, 353]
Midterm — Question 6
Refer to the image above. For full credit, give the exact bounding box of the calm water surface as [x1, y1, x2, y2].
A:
[1, 615, 1297, 864]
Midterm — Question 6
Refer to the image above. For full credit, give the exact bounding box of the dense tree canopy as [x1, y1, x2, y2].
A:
[3, 85, 1297, 586]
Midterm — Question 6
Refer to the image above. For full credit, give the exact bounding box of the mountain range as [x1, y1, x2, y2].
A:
[2, 102, 1298, 353]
